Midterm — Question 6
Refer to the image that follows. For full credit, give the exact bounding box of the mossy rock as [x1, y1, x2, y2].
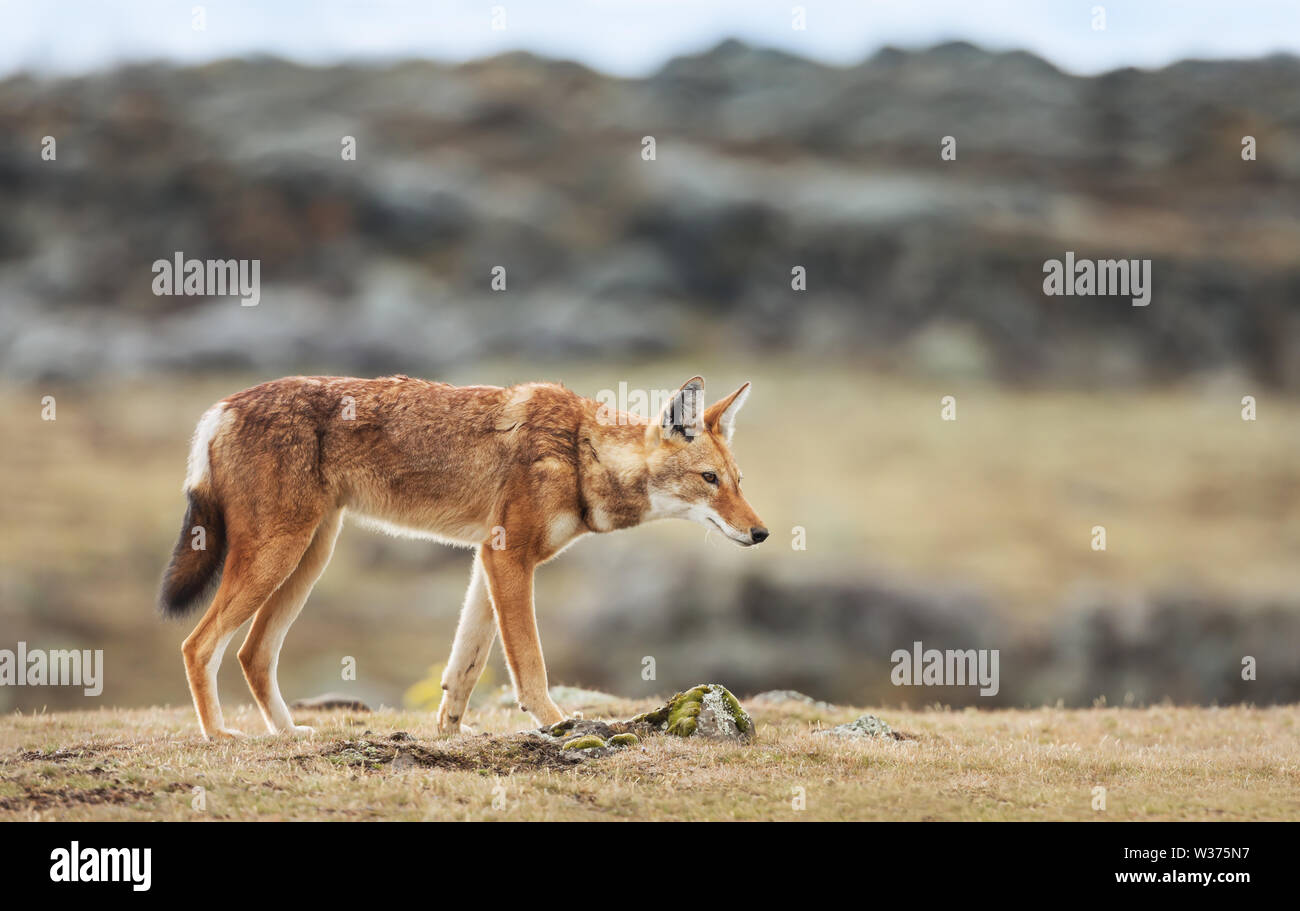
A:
[544, 718, 586, 739]
[608, 733, 639, 747]
[633, 684, 755, 741]
[561, 735, 608, 751]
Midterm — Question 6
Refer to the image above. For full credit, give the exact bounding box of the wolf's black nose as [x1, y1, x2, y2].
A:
[750, 526, 769, 544]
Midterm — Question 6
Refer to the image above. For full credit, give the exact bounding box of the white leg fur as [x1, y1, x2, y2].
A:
[193, 631, 241, 738]
[436, 556, 497, 733]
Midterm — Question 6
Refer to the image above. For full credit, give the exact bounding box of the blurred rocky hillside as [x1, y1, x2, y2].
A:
[2, 40, 1300, 385]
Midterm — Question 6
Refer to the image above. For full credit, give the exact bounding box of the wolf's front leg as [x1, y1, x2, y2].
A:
[478, 544, 565, 727]
[436, 555, 497, 734]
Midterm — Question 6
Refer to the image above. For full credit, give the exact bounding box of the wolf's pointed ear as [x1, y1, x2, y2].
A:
[657, 376, 705, 443]
[704, 382, 750, 444]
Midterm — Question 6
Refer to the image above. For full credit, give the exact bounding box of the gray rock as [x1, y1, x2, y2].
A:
[817, 714, 895, 739]
[632, 684, 755, 741]
[533, 716, 652, 758]
[748, 690, 835, 710]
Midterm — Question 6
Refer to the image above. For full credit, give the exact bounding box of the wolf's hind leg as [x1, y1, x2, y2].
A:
[437, 555, 497, 734]
[182, 528, 317, 741]
[238, 509, 344, 735]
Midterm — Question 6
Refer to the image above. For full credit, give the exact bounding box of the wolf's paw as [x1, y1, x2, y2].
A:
[531, 704, 567, 728]
[287, 725, 316, 738]
[206, 727, 246, 742]
[436, 703, 468, 735]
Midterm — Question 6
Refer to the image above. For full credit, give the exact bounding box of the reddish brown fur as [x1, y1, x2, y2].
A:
[161, 374, 766, 740]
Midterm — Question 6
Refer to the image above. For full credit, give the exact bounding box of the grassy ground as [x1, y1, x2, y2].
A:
[3, 695, 1297, 821]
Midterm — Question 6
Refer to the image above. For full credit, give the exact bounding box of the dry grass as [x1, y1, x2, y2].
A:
[2, 697, 1297, 821]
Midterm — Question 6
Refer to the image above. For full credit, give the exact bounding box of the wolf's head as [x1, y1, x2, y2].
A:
[644, 376, 768, 546]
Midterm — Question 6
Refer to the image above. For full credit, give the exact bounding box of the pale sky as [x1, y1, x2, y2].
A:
[3, 0, 1298, 78]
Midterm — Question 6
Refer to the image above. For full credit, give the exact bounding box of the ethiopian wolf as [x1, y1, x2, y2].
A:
[159, 375, 767, 740]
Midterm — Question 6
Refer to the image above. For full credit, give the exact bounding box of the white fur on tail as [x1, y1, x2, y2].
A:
[185, 404, 226, 491]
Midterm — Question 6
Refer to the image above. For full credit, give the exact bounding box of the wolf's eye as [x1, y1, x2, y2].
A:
[701, 471, 718, 485]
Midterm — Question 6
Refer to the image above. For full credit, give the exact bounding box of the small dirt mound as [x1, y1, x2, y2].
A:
[308, 718, 659, 773]
[0, 781, 187, 812]
[304, 685, 760, 773]
[5, 744, 139, 766]
[15, 747, 105, 763]
[310, 732, 589, 774]
[291, 693, 371, 712]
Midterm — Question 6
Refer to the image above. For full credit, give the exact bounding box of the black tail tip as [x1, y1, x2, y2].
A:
[158, 489, 226, 618]
[158, 559, 223, 618]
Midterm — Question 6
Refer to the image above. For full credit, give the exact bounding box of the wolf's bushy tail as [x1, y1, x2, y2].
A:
[158, 487, 227, 617]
